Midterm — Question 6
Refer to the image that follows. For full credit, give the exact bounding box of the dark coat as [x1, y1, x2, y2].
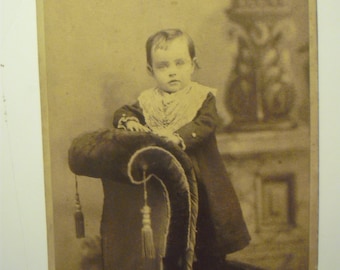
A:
[113, 93, 250, 256]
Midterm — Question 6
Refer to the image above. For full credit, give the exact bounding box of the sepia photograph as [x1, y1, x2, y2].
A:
[36, 0, 318, 269]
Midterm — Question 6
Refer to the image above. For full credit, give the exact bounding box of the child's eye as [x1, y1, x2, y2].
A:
[175, 60, 185, 66]
[155, 63, 168, 70]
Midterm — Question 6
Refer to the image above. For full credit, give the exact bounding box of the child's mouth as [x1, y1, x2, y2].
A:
[168, 80, 180, 85]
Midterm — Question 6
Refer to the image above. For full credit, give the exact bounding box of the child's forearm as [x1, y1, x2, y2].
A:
[113, 102, 146, 128]
[176, 94, 218, 150]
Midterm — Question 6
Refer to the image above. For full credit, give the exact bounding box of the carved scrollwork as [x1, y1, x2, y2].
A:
[250, 22, 271, 46]
[226, 2, 296, 129]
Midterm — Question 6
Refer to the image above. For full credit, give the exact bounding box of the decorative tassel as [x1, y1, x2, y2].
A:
[141, 205, 155, 258]
[74, 175, 85, 238]
[141, 173, 155, 259]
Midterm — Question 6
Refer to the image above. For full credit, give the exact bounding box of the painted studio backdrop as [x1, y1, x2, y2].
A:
[39, 0, 313, 269]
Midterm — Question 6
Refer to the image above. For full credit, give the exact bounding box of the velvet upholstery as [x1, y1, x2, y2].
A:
[69, 129, 198, 270]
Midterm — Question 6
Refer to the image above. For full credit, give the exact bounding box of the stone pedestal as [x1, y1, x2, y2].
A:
[217, 125, 310, 269]
[225, 0, 297, 131]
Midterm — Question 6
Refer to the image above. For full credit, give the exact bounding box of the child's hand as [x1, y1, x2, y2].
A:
[125, 121, 151, 132]
[156, 132, 181, 145]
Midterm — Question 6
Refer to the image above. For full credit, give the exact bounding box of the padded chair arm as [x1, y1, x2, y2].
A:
[68, 128, 198, 269]
[68, 128, 191, 180]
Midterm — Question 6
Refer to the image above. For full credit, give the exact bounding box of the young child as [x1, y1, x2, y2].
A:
[113, 29, 250, 270]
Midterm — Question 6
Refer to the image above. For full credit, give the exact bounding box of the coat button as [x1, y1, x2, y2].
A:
[191, 132, 197, 138]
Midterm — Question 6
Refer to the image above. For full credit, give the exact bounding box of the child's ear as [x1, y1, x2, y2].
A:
[192, 57, 199, 70]
[147, 65, 154, 76]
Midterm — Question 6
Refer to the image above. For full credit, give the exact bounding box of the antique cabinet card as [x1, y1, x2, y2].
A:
[35, 0, 318, 269]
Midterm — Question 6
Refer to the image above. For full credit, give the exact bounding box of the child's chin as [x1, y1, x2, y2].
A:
[163, 86, 184, 93]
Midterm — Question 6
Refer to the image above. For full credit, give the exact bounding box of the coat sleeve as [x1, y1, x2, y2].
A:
[176, 93, 219, 151]
[112, 101, 146, 128]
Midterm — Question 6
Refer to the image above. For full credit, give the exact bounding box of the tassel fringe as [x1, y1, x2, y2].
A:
[141, 174, 155, 259]
[74, 175, 85, 238]
[141, 205, 155, 259]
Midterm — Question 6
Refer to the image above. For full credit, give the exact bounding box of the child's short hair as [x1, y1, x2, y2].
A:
[146, 29, 198, 68]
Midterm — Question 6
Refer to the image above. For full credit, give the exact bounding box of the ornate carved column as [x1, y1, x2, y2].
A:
[226, 0, 297, 131]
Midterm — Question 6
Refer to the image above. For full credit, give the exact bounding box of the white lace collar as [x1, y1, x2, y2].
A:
[138, 82, 217, 135]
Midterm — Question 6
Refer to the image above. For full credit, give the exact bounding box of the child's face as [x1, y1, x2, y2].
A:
[149, 37, 194, 93]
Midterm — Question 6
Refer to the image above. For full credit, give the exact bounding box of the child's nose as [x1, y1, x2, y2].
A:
[168, 66, 177, 77]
